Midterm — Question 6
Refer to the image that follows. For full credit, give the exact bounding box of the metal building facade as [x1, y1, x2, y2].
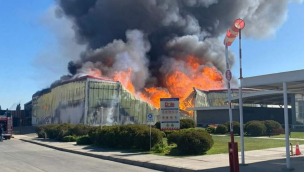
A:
[32, 76, 158, 126]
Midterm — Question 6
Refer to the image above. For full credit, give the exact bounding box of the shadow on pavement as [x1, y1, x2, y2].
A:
[201, 156, 304, 172]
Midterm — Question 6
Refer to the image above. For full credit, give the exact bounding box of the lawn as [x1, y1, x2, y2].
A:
[268, 132, 304, 139]
[206, 136, 294, 155]
[152, 135, 297, 156]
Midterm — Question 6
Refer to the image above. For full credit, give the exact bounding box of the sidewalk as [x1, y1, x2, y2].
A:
[252, 136, 304, 141]
[15, 135, 304, 172]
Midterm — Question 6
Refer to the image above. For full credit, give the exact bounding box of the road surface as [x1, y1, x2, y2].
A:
[0, 139, 162, 172]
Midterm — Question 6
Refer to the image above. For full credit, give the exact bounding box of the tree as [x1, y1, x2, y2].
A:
[0, 105, 1, 110]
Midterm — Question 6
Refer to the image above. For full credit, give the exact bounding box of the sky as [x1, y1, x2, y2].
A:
[0, 1, 303, 110]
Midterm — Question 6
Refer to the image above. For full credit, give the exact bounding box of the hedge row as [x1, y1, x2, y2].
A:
[88, 124, 163, 150]
[36, 123, 91, 141]
[167, 129, 214, 155]
[36, 123, 163, 151]
[205, 120, 282, 136]
[245, 120, 282, 136]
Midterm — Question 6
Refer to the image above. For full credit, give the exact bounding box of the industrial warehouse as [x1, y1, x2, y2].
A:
[31, 75, 159, 126]
[29, 78, 304, 129]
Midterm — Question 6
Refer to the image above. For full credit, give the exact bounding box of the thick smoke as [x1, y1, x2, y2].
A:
[48, 0, 300, 93]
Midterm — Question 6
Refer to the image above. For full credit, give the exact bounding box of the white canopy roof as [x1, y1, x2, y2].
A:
[242, 69, 304, 94]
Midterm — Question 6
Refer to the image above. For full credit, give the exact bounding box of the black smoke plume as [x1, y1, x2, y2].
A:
[38, 0, 300, 96]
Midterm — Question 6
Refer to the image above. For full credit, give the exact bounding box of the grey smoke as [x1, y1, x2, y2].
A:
[50, 0, 301, 93]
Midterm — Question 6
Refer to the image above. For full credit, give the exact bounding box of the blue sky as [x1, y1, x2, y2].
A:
[0, 1, 303, 110]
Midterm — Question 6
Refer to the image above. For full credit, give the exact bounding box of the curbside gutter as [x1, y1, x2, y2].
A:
[19, 139, 196, 172]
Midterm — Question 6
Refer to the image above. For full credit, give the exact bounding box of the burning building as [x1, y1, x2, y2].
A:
[31, 0, 298, 125]
[32, 75, 159, 125]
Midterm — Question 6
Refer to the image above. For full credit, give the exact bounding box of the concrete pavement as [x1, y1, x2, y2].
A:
[0, 138, 161, 172]
[14, 134, 304, 172]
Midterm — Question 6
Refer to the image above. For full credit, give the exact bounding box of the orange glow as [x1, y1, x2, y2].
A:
[113, 68, 135, 94]
[140, 87, 171, 108]
[93, 56, 224, 117]
[163, 56, 224, 113]
[88, 69, 102, 77]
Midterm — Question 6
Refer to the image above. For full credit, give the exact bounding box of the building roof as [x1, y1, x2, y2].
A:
[242, 69, 304, 94]
[33, 75, 117, 97]
[226, 70, 304, 105]
[195, 88, 260, 93]
[229, 90, 292, 105]
[188, 106, 238, 111]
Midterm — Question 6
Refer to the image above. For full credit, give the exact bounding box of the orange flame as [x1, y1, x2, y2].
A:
[163, 56, 224, 113]
[90, 56, 224, 116]
[140, 87, 171, 108]
[113, 68, 135, 94]
[88, 68, 102, 77]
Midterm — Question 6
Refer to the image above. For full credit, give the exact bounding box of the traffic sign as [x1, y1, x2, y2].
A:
[147, 113, 154, 123]
[226, 70, 232, 81]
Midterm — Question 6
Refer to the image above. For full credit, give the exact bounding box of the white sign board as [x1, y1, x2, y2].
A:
[160, 98, 180, 130]
[147, 113, 154, 123]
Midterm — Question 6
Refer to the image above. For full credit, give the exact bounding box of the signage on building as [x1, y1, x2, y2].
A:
[160, 98, 180, 130]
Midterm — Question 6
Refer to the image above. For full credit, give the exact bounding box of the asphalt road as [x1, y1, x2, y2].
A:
[0, 139, 162, 172]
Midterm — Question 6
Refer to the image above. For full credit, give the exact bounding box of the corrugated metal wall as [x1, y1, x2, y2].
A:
[87, 80, 159, 126]
[32, 78, 159, 126]
[32, 81, 86, 125]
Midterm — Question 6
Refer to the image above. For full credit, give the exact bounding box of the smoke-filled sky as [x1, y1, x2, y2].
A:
[0, 0, 303, 109]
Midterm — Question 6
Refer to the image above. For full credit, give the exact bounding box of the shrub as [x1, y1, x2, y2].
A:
[264, 120, 282, 135]
[152, 142, 167, 153]
[224, 121, 241, 135]
[162, 131, 166, 138]
[134, 127, 163, 150]
[180, 119, 195, 129]
[56, 123, 74, 141]
[42, 123, 74, 141]
[244, 120, 261, 132]
[245, 121, 266, 136]
[206, 127, 216, 134]
[167, 131, 180, 145]
[177, 130, 214, 155]
[94, 124, 162, 150]
[215, 125, 227, 134]
[72, 124, 91, 136]
[44, 124, 60, 139]
[154, 121, 160, 130]
[63, 135, 77, 142]
[76, 135, 92, 145]
[36, 125, 47, 138]
[88, 126, 101, 144]
[164, 130, 175, 137]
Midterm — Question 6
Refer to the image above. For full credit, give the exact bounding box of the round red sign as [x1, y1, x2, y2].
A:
[226, 70, 232, 81]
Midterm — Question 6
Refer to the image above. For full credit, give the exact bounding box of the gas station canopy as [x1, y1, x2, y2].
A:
[230, 69, 304, 170]
[241, 69, 304, 94]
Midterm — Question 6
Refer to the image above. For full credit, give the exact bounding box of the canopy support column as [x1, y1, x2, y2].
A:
[283, 82, 291, 170]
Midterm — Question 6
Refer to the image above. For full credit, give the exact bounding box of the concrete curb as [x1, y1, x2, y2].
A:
[19, 139, 198, 172]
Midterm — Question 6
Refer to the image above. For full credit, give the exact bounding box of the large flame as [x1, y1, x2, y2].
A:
[88, 56, 224, 116]
[113, 68, 135, 94]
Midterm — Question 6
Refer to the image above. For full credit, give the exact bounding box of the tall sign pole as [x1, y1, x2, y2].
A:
[147, 113, 154, 151]
[225, 42, 234, 142]
[225, 41, 239, 172]
[238, 28, 245, 165]
[224, 18, 245, 172]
